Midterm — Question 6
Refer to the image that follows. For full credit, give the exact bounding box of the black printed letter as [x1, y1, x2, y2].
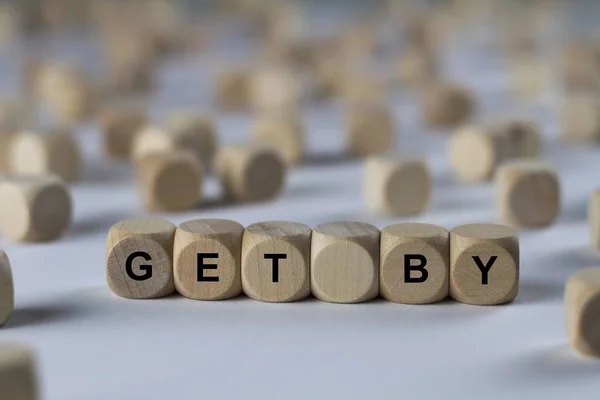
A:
[197, 253, 219, 282]
[125, 251, 152, 281]
[472, 256, 498, 285]
[404, 254, 429, 283]
[264, 254, 287, 282]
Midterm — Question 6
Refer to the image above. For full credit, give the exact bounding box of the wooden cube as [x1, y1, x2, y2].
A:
[0, 250, 13, 325]
[422, 83, 475, 129]
[9, 129, 82, 182]
[252, 113, 304, 165]
[489, 118, 542, 159]
[174, 219, 243, 300]
[397, 47, 438, 88]
[364, 155, 430, 216]
[340, 73, 385, 106]
[215, 69, 251, 111]
[0, 174, 72, 242]
[450, 223, 519, 305]
[346, 102, 395, 157]
[509, 55, 550, 99]
[311, 222, 380, 303]
[560, 94, 600, 143]
[589, 188, 600, 250]
[213, 144, 286, 203]
[163, 111, 218, 168]
[380, 223, 449, 304]
[496, 160, 560, 228]
[242, 221, 311, 302]
[135, 151, 203, 212]
[0, 343, 38, 400]
[565, 268, 600, 357]
[106, 218, 176, 299]
[99, 103, 147, 160]
[250, 65, 301, 113]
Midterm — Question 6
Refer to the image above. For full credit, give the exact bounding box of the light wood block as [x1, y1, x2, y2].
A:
[106, 218, 176, 299]
[560, 94, 600, 143]
[496, 160, 560, 228]
[174, 219, 243, 300]
[450, 223, 519, 305]
[0, 343, 38, 400]
[164, 111, 218, 168]
[9, 129, 82, 182]
[215, 69, 251, 111]
[0, 99, 26, 133]
[423, 83, 475, 129]
[364, 154, 430, 216]
[0, 174, 72, 242]
[561, 44, 600, 92]
[380, 223, 449, 304]
[242, 221, 311, 302]
[341, 73, 385, 106]
[135, 151, 203, 212]
[565, 268, 600, 357]
[311, 222, 380, 303]
[489, 118, 542, 159]
[250, 65, 301, 113]
[509, 56, 550, 99]
[589, 188, 600, 250]
[99, 103, 147, 160]
[213, 144, 286, 203]
[0, 250, 13, 325]
[346, 102, 395, 157]
[397, 47, 438, 88]
[252, 113, 305, 165]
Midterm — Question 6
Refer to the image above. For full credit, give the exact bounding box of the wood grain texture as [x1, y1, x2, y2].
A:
[0, 250, 13, 325]
[99, 102, 147, 159]
[252, 113, 305, 165]
[0, 343, 38, 400]
[423, 83, 475, 129]
[242, 221, 311, 302]
[496, 160, 560, 228]
[589, 188, 600, 250]
[450, 223, 519, 305]
[565, 268, 600, 357]
[346, 102, 395, 157]
[106, 218, 176, 299]
[380, 223, 449, 304]
[0, 174, 72, 242]
[164, 110, 218, 168]
[135, 151, 203, 212]
[311, 221, 380, 303]
[174, 219, 243, 300]
[9, 129, 82, 182]
[364, 154, 430, 216]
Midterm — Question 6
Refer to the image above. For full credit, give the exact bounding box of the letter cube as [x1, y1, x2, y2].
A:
[0, 343, 38, 400]
[346, 102, 395, 157]
[99, 102, 147, 160]
[0, 174, 72, 242]
[565, 268, 600, 357]
[380, 223, 449, 304]
[106, 219, 176, 299]
[252, 113, 305, 165]
[496, 160, 560, 228]
[242, 221, 311, 302]
[0, 250, 13, 326]
[311, 222, 380, 303]
[423, 83, 475, 129]
[450, 223, 519, 305]
[174, 219, 243, 300]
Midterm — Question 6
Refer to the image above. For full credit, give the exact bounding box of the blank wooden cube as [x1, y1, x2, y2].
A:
[0, 174, 72, 242]
[106, 218, 176, 299]
[0, 250, 13, 325]
[311, 222, 379, 303]
[242, 221, 311, 302]
[213, 144, 286, 203]
[450, 223, 519, 305]
[215, 69, 251, 111]
[380, 223, 449, 304]
[364, 155, 430, 216]
[423, 83, 475, 129]
[496, 160, 560, 228]
[589, 188, 600, 250]
[565, 268, 600, 357]
[174, 219, 243, 300]
[560, 94, 600, 143]
[164, 111, 218, 168]
[0, 343, 38, 400]
[250, 66, 301, 113]
[9, 129, 82, 182]
[135, 151, 203, 212]
[346, 102, 395, 157]
[99, 103, 147, 160]
[252, 113, 305, 165]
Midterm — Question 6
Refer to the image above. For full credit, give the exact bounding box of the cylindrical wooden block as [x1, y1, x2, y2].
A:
[106, 218, 176, 299]
[0, 250, 14, 326]
[99, 103, 147, 160]
[311, 222, 380, 303]
[422, 83, 475, 129]
[213, 144, 286, 203]
[0, 343, 38, 400]
[242, 221, 311, 303]
[164, 110, 218, 168]
[252, 113, 304, 165]
[565, 268, 600, 357]
[450, 223, 519, 305]
[174, 219, 244, 300]
[346, 102, 395, 157]
[380, 223, 449, 304]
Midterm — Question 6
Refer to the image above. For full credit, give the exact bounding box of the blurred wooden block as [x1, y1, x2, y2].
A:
[341, 73, 385, 106]
[346, 102, 395, 157]
[450, 223, 519, 305]
[496, 160, 560, 228]
[0, 174, 71, 242]
[311, 222, 380, 303]
[565, 268, 600, 357]
[423, 83, 475, 129]
[99, 103, 147, 160]
[560, 93, 600, 143]
[164, 111, 218, 168]
[215, 69, 251, 111]
[509, 56, 550, 99]
[242, 221, 311, 302]
[589, 188, 600, 250]
[561, 44, 600, 92]
[174, 219, 244, 300]
[489, 118, 542, 158]
[364, 155, 430, 216]
[0, 250, 13, 325]
[250, 65, 301, 113]
[0, 99, 26, 133]
[0, 343, 38, 400]
[213, 144, 286, 203]
[106, 218, 176, 299]
[9, 129, 82, 182]
[380, 223, 449, 304]
[397, 47, 438, 88]
[252, 113, 304, 165]
[135, 151, 203, 212]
